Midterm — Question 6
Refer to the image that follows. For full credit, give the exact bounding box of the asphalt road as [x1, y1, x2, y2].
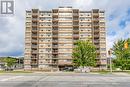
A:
[0, 72, 130, 87]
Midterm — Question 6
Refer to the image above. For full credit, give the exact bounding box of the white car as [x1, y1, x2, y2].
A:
[74, 67, 91, 73]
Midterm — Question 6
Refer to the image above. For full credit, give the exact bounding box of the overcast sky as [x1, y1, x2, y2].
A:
[0, 0, 130, 56]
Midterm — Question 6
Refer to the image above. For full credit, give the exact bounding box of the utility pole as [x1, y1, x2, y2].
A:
[108, 49, 112, 73]
[19, 58, 20, 69]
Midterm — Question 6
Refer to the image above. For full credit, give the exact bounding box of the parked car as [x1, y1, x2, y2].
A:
[63, 67, 76, 71]
[74, 67, 91, 73]
[5, 68, 14, 71]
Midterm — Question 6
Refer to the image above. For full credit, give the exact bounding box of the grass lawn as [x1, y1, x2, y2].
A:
[0, 70, 33, 73]
[118, 71, 130, 74]
[126, 71, 130, 74]
[92, 71, 110, 74]
[92, 70, 130, 74]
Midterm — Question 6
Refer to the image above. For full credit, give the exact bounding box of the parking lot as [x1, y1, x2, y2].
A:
[0, 72, 130, 87]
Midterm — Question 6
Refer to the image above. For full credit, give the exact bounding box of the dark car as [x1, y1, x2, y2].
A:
[63, 67, 77, 71]
[5, 68, 13, 71]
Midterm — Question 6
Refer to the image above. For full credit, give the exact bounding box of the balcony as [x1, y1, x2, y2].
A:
[93, 23, 99, 26]
[52, 45, 58, 48]
[96, 61, 101, 65]
[94, 35, 99, 37]
[99, 15, 105, 17]
[93, 13, 99, 17]
[31, 63, 38, 65]
[52, 56, 58, 59]
[51, 61, 58, 65]
[73, 19, 79, 22]
[32, 34, 37, 37]
[58, 61, 72, 65]
[100, 61, 107, 65]
[52, 30, 58, 32]
[52, 51, 58, 54]
[52, 35, 58, 38]
[32, 13, 38, 17]
[53, 13, 58, 15]
[52, 25, 58, 28]
[73, 34, 79, 38]
[93, 18, 99, 22]
[32, 24, 38, 27]
[95, 45, 100, 48]
[100, 25, 105, 28]
[73, 28, 79, 30]
[73, 40, 78, 43]
[73, 28, 79, 32]
[52, 19, 58, 21]
[32, 33, 37, 37]
[94, 29, 99, 32]
[31, 50, 38, 54]
[58, 46, 73, 49]
[73, 13, 78, 16]
[96, 50, 100, 53]
[52, 14, 58, 17]
[32, 18, 38, 22]
[32, 29, 37, 32]
[52, 40, 58, 43]
[94, 40, 100, 43]
[31, 45, 37, 48]
[32, 40, 37, 43]
[31, 57, 37, 59]
[73, 23, 79, 26]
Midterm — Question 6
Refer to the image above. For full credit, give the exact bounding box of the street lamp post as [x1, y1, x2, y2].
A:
[19, 58, 20, 69]
[108, 49, 112, 73]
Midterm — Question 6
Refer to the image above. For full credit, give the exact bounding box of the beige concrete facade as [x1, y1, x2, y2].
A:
[24, 7, 107, 71]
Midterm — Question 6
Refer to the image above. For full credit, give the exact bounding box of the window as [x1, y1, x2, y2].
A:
[40, 56, 43, 58]
[101, 53, 106, 57]
[46, 48, 51, 51]
[100, 48, 106, 51]
[40, 45, 43, 47]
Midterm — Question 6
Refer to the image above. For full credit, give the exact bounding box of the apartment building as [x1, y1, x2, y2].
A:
[24, 7, 106, 71]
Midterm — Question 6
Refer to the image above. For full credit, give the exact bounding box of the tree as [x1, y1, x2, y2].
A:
[72, 40, 96, 68]
[1, 57, 17, 69]
[112, 38, 130, 70]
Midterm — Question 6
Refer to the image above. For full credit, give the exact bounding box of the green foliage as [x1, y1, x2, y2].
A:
[112, 38, 130, 70]
[1, 57, 17, 68]
[72, 40, 96, 67]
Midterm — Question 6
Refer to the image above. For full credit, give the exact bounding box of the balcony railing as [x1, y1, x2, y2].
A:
[31, 50, 38, 53]
[32, 40, 37, 43]
[73, 30, 79, 33]
[94, 29, 99, 32]
[31, 57, 37, 59]
[52, 52, 58, 54]
[31, 45, 37, 48]
[51, 62, 58, 65]
[52, 30, 58, 32]
[73, 13, 78, 16]
[32, 14, 38, 17]
[52, 45, 58, 47]
[32, 18, 38, 22]
[94, 35, 99, 37]
[52, 35, 58, 37]
[93, 13, 99, 17]
[32, 28, 37, 30]
[58, 61, 72, 65]
[73, 28, 79, 30]
[94, 40, 100, 43]
[73, 35, 79, 38]
[52, 56, 58, 59]
[52, 40, 58, 43]
[32, 24, 38, 27]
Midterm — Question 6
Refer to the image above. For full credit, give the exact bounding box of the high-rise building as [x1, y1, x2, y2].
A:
[24, 7, 106, 71]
